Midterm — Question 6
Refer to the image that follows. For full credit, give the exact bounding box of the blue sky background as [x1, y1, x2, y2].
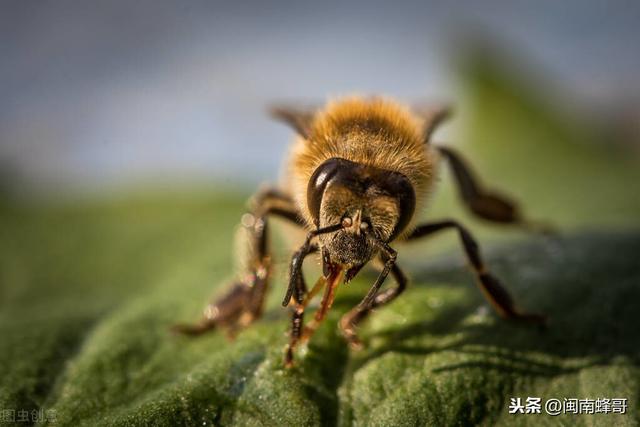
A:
[1, 0, 639, 192]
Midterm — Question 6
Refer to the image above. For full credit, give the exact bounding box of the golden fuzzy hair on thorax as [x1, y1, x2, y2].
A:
[283, 96, 439, 231]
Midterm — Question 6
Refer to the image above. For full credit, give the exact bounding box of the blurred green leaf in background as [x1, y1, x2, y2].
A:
[1, 48, 639, 426]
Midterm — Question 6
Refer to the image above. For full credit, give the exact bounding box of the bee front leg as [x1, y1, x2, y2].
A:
[340, 238, 402, 350]
[283, 223, 344, 366]
[173, 188, 305, 337]
[405, 220, 546, 324]
[283, 240, 318, 367]
[340, 259, 406, 350]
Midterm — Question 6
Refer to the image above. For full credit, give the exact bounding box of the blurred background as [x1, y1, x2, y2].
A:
[1, 0, 639, 195]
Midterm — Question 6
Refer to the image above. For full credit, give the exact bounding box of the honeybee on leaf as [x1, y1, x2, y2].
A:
[173, 96, 547, 367]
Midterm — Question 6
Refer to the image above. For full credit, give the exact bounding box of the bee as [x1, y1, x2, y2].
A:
[173, 96, 546, 367]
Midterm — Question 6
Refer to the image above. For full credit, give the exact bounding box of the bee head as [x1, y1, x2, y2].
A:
[307, 158, 415, 268]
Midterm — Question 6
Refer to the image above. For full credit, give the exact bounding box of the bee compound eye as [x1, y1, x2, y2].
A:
[307, 158, 345, 227]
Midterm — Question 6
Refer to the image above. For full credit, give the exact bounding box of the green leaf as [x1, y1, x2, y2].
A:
[1, 195, 638, 426]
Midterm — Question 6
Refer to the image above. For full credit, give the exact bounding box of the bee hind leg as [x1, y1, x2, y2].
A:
[437, 146, 554, 234]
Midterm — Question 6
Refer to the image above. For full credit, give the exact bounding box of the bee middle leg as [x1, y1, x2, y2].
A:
[405, 220, 546, 324]
[172, 188, 306, 337]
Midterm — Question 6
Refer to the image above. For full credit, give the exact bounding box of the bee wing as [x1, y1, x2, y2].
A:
[269, 104, 319, 139]
[411, 104, 453, 142]
[270, 101, 452, 142]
